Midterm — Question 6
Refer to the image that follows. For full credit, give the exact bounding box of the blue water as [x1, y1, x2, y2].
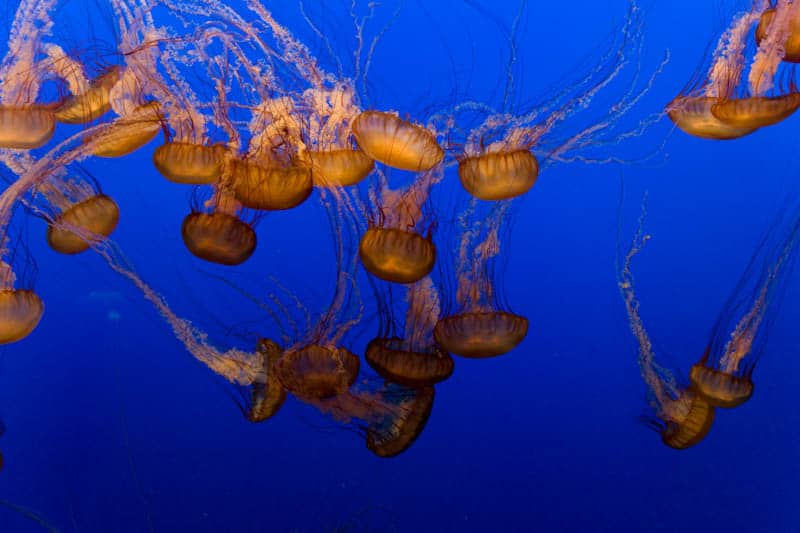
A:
[1, 0, 799, 531]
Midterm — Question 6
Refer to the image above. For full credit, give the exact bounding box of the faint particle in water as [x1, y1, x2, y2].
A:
[107, 310, 122, 322]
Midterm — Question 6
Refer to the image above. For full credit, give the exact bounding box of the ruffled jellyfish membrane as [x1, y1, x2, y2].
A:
[669, 2, 800, 138]
[0, 239, 44, 344]
[352, 111, 443, 172]
[242, 339, 286, 422]
[229, 98, 312, 210]
[617, 195, 715, 449]
[366, 277, 454, 387]
[359, 169, 440, 284]
[37, 173, 119, 254]
[689, 198, 800, 408]
[298, 86, 374, 188]
[435, 202, 528, 358]
[181, 187, 257, 265]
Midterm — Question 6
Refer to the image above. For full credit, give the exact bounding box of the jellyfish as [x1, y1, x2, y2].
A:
[689, 200, 800, 408]
[366, 277, 454, 388]
[756, 5, 800, 62]
[352, 111, 443, 172]
[432, 0, 660, 201]
[668, 1, 800, 139]
[617, 194, 715, 449]
[359, 168, 440, 284]
[0, 236, 44, 345]
[434, 201, 528, 358]
[181, 188, 257, 266]
[240, 338, 287, 423]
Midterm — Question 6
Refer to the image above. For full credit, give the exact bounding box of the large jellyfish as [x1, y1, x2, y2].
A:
[668, 0, 800, 139]
[617, 195, 715, 450]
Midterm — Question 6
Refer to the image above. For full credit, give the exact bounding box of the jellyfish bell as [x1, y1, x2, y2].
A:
[458, 150, 539, 201]
[181, 211, 257, 266]
[85, 101, 163, 158]
[365, 384, 435, 458]
[359, 227, 436, 284]
[307, 148, 374, 188]
[434, 311, 528, 358]
[365, 337, 454, 388]
[0, 289, 44, 345]
[689, 363, 754, 409]
[666, 96, 758, 140]
[275, 344, 360, 400]
[229, 158, 312, 211]
[54, 66, 120, 124]
[0, 105, 56, 149]
[46, 194, 120, 254]
[244, 338, 287, 423]
[710, 92, 800, 130]
[756, 8, 800, 63]
[352, 111, 443, 172]
[659, 392, 716, 450]
[153, 142, 230, 185]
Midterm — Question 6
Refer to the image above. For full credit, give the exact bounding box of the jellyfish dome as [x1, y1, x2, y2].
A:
[689, 364, 754, 408]
[366, 385, 435, 458]
[359, 227, 436, 284]
[0, 106, 56, 149]
[756, 8, 800, 63]
[246, 339, 287, 423]
[667, 97, 758, 140]
[308, 149, 374, 188]
[458, 150, 539, 201]
[54, 67, 120, 124]
[0, 289, 44, 345]
[434, 311, 528, 358]
[153, 143, 230, 185]
[365, 337, 454, 388]
[660, 394, 716, 450]
[352, 111, 443, 172]
[47, 194, 120, 254]
[86, 102, 163, 158]
[181, 212, 257, 266]
[275, 345, 360, 400]
[229, 159, 312, 211]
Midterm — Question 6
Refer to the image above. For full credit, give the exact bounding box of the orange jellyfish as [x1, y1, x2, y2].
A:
[181, 187, 257, 266]
[689, 200, 800, 408]
[756, 5, 800, 62]
[237, 339, 287, 422]
[668, 1, 800, 139]
[617, 195, 715, 449]
[36, 173, 120, 255]
[352, 111, 443, 172]
[0, 237, 44, 345]
[228, 97, 312, 211]
[435, 202, 528, 358]
[366, 277, 454, 387]
[49, 48, 120, 125]
[359, 168, 440, 284]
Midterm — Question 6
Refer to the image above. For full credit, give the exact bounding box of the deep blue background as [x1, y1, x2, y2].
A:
[0, 0, 799, 531]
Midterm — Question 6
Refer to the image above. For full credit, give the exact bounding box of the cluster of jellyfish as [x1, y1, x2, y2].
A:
[5, 0, 775, 457]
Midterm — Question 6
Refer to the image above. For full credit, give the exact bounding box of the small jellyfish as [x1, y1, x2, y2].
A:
[54, 65, 120, 124]
[352, 111, 443, 172]
[242, 339, 287, 423]
[366, 277, 454, 388]
[359, 169, 440, 284]
[435, 202, 528, 358]
[457, 150, 539, 202]
[39, 173, 119, 255]
[153, 143, 230, 185]
[689, 198, 800, 408]
[181, 188, 257, 266]
[364, 384, 435, 458]
[617, 195, 715, 449]
[0, 238, 44, 345]
[85, 101, 163, 158]
[275, 343, 360, 400]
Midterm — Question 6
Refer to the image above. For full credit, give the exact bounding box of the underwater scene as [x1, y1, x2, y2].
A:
[0, 0, 798, 531]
